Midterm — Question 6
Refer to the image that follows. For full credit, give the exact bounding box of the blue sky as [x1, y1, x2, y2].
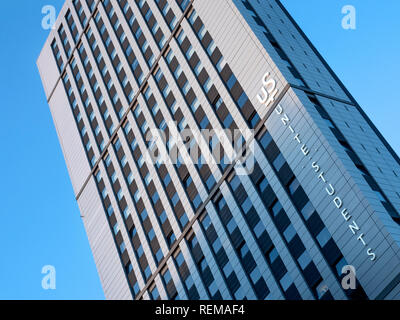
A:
[0, 0, 104, 300]
[0, 0, 398, 300]
[282, 0, 400, 155]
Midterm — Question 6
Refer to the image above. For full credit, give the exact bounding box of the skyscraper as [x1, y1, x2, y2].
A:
[37, 0, 400, 300]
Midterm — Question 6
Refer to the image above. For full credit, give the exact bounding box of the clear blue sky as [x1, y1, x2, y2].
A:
[0, 0, 104, 300]
[0, 0, 398, 300]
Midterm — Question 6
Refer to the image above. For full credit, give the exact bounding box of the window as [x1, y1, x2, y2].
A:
[121, 156, 128, 167]
[280, 273, 293, 291]
[144, 173, 151, 186]
[156, 248, 163, 264]
[268, 248, 279, 264]
[186, 45, 194, 59]
[199, 258, 208, 273]
[185, 275, 195, 290]
[207, 40, 216, 56]
[237, 92, 248, 108]
[223, 262, 234, 278]
[133, 282, 140, 296]
[272, 153, 285, 171]
[189, 10, 198, 25]
[148, 228, 156, 241]
[163, 85, 171, 98]
[213, 96, 223, 110]
[301, 201, 315, 220]
[189, 234, 198, 249]
[151, 287, 160, 300]
[166, 49, 174, 64]
[260, 131, 272, 149]
[137, 244, 144, 258]
[159, 210, 167, 224]
[270, 201, 282, 217]
[234, 287, 245, 300]
[169, 16, 177, 30]
[216, 197, 226, 212]
[241, 197, 252, 215]
[257, 177, 269, 193]
[239, 242, 249, 259]
[198, 25, 206, 40]
[182, 82, 190, 95]
[315, 280, 329, 299]
[134, 190, 141, 203]
[212, 238, 222, 253]
[229, 175, 241, 191]
[175, 252, 185, 267]
[227, 74, 236, 90]
[138, 155, 145, 168]
[194, 61, 202, 76]
[113, 223, 120, 235]
[316, 227, 331, 247]
[130, 225, 137, 238]
[297, 251, 312, 270]
[252, 221, 264, 238]
[167, 232, 176, 247]
[227, 218, 237, 234]
[140, 209, 148, 221]
[179, 212, 189, 228]
[163, 269, 172, 285]
[192, 194, 202, 209]
[163, 173, 171, 187]
[190, 97, 200, 112]
[335, 257, 347, 277]
[208, 280, 218, 296]
[288, 178, 300, 194]
[183, 175, 193, 188]
[152, 103, 160, 116]
[223, 114, 233, 128]
[283, 224, 296, 243]
[250, 268, 262, 284]
[129, 138, 138, 152]
[177, 30, 185, 44]
[203, 78, 212, 93]
[201, 215, 212, 230]
[126, 263, 133, 274]
[144, 265, 151, 280]
[206, 175, 216, 191]
[107, 205, 114, 217]
[171, 192, 179, 206]
[117, 189, 123, 201]
[114, 139, 121, 151]
[250, 112, 260, 128]
[123, 207, 130, 219]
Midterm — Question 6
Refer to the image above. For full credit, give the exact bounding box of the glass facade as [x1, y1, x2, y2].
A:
[39, 0, 400, 300]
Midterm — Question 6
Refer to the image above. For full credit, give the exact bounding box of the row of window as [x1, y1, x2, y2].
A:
[52, 1, 375, 301]
[54, 0, 190, 300]
[255, 127, 368, 300]
[309, 94, 400, 225]
[186, 8, 263, 130]
[64, 2, 312, 300]
[241, 0, 306, 88]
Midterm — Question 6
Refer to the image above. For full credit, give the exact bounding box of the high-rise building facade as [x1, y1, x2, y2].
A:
[38, 0, 400, 300]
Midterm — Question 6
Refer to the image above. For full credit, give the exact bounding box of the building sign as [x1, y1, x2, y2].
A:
[256, 72, 279, 108]
[257, 73, 377, 262]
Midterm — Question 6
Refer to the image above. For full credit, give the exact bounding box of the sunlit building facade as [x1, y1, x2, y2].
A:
[38, 0, 400, 300]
